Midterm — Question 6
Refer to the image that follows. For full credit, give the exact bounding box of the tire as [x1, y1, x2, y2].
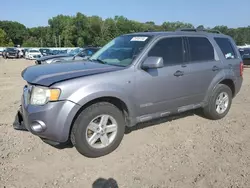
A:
[71, 102, 125, 158]
[203, 84, 232, 120]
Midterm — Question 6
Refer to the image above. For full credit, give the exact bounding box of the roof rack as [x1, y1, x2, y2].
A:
[176, 28, 197, 32]
[176, 28, 221, 34]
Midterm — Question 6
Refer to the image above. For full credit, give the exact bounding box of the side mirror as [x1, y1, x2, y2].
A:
[142, 56, 164, 69]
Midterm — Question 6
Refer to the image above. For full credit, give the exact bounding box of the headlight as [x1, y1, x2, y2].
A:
[30, 86, 61, 105]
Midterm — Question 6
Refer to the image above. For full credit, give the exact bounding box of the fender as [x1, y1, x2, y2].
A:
[67, 83, 138, 120]
[204, 69, 235, 103]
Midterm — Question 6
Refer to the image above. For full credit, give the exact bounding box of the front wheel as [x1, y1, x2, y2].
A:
[203, 84, 232, 120]
[71, 102, 125, 158]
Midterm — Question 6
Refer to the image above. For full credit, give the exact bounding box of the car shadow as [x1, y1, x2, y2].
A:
[40, 139, 74, 149]
[92, 178, 119, 188]
[125, 109, 203, 134]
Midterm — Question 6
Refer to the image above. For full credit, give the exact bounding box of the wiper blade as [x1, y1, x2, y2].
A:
[91, 58, 106, 64]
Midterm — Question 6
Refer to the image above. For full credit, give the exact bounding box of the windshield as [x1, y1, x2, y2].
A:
[7, 48, 16, 51]
[68, 48, 82, 56]
[90, 35, 152, 67]
[40, 49, 50, 53]
[30, 50, 39, 53]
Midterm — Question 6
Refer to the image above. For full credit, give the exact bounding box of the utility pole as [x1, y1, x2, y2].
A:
[59, 35, 61, 47]
[40, 39, 43, 47]
[54, 35, 57, 47]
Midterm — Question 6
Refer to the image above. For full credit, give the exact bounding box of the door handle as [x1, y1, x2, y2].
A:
[212, 66, 220, 71]
[174, 70, 184, 77]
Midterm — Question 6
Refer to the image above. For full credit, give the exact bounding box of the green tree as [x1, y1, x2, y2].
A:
[0, 21, 27, 45]
[162, 21, 194, 31]
[22, 37, 39, 47]
[0, 28, 14, 46]
[1, 13, 250, 47]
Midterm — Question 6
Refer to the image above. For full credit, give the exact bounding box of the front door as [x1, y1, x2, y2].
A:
[134, 36, 192, 116]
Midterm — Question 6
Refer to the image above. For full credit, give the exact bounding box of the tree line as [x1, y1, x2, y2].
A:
[0, 12, 250, 47]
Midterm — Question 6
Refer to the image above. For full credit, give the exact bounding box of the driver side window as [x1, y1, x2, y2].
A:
[148, 37, 184, 66]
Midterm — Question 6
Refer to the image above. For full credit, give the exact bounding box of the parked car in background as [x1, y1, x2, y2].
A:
[35, 47, 100, 64]
[240, 48, 250, 65]
[16, 48, 24, 58]
[23, 48, 29, 57]
[2, 47, 19, 58]
[25, 49, 43, 60]
[0, 48, 4, 56]
[0, 47, 5, 56]
[51, 49, 67, 55]
[39, 48, 53, 56]
[15, 29, 243, 158]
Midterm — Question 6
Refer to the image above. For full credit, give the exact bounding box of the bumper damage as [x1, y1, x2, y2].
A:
[13, 99, 81, 144]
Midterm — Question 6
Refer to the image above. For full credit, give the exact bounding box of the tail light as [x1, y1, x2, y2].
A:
[240, 61, 244, 77]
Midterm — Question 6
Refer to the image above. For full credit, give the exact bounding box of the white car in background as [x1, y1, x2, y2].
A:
[25, 49, 43, 60]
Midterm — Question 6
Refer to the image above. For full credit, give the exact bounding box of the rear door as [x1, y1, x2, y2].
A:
[183, 36, 223, 104]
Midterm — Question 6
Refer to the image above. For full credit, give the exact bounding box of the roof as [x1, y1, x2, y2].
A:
[124, 29, 227, 38]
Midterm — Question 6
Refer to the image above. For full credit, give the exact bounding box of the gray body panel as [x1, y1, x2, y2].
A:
[19, 31, 243, 143]
[22, 61, 125, 86]
[37, 54, 72, 61]
[21, 96, 81, 142]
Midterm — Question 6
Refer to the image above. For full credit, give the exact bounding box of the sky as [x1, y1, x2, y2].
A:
[0, 0, 249, 28]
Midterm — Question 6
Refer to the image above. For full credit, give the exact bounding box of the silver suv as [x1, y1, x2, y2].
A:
[14, 29, 243, 157]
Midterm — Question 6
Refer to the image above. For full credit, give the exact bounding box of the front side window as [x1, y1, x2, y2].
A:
[148, 37, 184, 66]
[90, 35, 152, 67]
[214, 37, 237, 59]
[188, 37, 215, 62]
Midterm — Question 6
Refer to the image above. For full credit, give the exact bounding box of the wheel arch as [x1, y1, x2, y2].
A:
[219, 79, 235, 97]
[68, 95, 135, 142]
[205, 76, 236, 103]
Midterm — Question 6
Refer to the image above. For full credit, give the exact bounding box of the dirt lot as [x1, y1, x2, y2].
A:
[0, 58, 250, 188]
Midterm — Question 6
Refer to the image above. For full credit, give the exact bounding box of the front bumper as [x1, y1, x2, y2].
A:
[17, 95, 81, 143]
[7, 53, 18, 57]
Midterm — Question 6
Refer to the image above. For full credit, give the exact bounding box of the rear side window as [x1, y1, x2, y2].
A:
[214, 37, 236, 59]
[187, 37, 215, 62]
[148, 37, 184, 66]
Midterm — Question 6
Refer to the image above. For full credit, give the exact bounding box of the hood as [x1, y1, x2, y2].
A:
[21, 61, 126, 86]
[37, 54, 72, 61]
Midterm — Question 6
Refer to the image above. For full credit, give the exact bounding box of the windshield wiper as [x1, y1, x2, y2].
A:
[90, 58, 106, 64]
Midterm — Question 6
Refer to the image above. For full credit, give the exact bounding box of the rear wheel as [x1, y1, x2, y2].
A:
[71, 102, 125, 158]
[203, 84, 232, 120]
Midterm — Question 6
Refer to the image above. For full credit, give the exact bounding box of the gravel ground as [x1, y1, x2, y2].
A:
[0, 58, 250, 188]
